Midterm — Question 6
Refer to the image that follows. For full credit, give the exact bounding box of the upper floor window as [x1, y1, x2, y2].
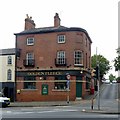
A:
[24, 52, 35, 67]
[7, 69, 12, 80]
[26, 53, 34, 60]
[57, 35, 65, 43]
[56, 51, 66, 65]
[7, 56, 12, 65]
[74, 50, 83, 66]
[27, 37, 34, 45]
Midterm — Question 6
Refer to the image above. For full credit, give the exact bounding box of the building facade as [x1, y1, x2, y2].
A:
[15, 13, 92, 102]
[0, 48, 16, 101]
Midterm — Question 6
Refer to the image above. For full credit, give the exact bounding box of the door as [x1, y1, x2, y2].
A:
[76, 76, 82, 97]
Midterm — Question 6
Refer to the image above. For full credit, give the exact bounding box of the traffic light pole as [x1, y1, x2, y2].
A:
[97, 64, 100, 110]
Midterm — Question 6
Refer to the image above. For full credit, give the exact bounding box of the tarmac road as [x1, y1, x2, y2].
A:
[1, 83, 120, 120]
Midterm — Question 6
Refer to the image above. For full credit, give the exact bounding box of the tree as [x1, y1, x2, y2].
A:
[114, 47, 120, 71]
[91, 54, 111, 79]
[109, 74, 116, 82]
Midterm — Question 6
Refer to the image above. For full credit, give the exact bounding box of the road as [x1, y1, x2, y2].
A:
[1, 83, 119, 120]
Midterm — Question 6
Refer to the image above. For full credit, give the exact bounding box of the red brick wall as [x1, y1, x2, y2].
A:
[16, 76, 76, 102]
[16, 31, 91, 69]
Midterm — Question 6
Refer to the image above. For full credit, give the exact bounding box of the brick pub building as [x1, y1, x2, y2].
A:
[15, 13, 92, 102]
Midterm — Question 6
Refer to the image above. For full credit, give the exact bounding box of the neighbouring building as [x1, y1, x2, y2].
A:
[0, 48, 16, 101]
[14, 13, 92, 102]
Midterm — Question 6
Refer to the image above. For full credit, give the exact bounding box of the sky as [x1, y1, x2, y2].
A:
[0, 0, 118, 77]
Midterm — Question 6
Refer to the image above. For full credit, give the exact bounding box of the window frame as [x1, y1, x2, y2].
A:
[7, 69, 12, 80]
[26, 53, 34, 60]
[74, 50, 83, 66]
[27, 37, 34, 45]
[7, 56, 12, 65]
[56, 51, 66, 65]
[24, 76, 36, 89]
[57, 35, 66, 43]
[54, 76, 67, 90]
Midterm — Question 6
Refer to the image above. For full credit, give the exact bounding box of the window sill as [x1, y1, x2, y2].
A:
[7, 64, 13, 66]
[21, 89, 38, 91]
[27, 44, 34, 46]
[74, 64, 83, 66]
[52, 89, 70, 92]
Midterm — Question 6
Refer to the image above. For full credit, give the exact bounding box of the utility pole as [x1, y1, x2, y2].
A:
[96, 47, 100, 110]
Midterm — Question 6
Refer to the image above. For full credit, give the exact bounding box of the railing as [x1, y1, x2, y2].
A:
[23, 59, 35, 67]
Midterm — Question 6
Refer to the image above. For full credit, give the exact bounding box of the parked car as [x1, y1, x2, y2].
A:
[0, 92, 10, 107]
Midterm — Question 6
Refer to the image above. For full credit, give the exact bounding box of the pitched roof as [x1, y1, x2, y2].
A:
[14, 26, 92, 43]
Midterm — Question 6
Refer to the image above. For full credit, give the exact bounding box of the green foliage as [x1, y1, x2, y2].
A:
[109, 74, 116, 82]
[114, 47, 120, 71]
[91, 54, 111, 78]
[114, 56, 120, 71]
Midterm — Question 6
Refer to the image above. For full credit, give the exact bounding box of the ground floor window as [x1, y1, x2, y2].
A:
[24, 76, 36, 89]
[54, 76, 67, 90]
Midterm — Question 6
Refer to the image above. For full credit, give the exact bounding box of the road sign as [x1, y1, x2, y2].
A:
[66, 74, 71, 80]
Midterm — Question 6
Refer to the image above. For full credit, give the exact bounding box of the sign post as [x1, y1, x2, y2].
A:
[66, 74, 71, 104]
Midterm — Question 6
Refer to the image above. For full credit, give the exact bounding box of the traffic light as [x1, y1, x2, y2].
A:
[91, 66, 99, 79]
[91, 69, 96, 78]
[95, 66, 99, 79]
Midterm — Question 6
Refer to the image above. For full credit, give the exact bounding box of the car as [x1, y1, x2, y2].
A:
[112, 80, 117, 83]
[104, 79, 110, 84]
[0, 92, 10, 107]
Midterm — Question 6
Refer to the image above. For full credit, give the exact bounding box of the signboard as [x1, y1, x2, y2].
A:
[42, 84, 48, 95]
[16, 70, 85, 77]
[66, 74, 71, 89]
[66, 74, 71, 80]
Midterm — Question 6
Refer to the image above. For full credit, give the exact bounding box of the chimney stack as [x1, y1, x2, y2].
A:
[54, 13, 61, 27]
[24, 14, 36, 30]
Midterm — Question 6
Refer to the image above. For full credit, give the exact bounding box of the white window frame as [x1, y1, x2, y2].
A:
[57, 35, 65, 43]
[26, 53, 34, 65]
[26, 53, 34, 60]
[27, 37, 34, 45]
[57, 51, 65, 64]
[74, 50, 83, 66]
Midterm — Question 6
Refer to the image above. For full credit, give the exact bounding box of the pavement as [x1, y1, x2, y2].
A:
[9, 99, 120, 114]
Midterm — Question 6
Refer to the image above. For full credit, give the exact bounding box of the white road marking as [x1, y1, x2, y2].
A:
[3, 108, 79, 115]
